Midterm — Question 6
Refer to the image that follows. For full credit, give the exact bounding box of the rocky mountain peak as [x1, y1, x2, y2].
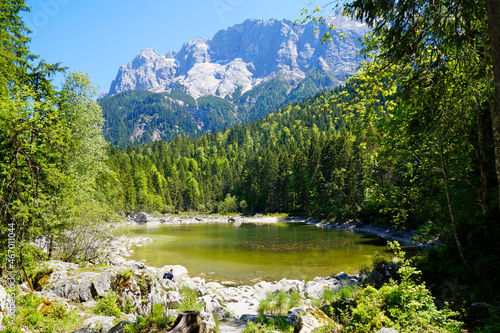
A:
[105, 15, 370, 98]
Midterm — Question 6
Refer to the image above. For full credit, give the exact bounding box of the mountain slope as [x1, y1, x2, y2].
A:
[100, 15, 370, 146]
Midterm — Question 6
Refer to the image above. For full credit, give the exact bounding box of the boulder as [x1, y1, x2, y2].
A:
[92, 272, 114, 297]
[365, 261, 400, 289]
[135, 212, 150, 224]
[304, 281, 327, 299]
[78, 280, 94, 302]
[160, 265, 189, 280]
[71, 329, 99, 333]
[293, 307, 339, 333]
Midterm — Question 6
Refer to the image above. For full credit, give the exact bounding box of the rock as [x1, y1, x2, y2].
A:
[82, 316, 116, 333]
[167, 291, 182, 308]
[71, 329, 99, 333]
[0, 285, 15, 325]
[82, 300, 98, 308]
[293, 307, 339, 333]
[108, 321, 133, 333]
[135, 212, 150, 224]
[377, 329, 398, 333]
[92, 272, 114, 297]
[288, 307, 307, 322]
[160, 265, 189, 280]
[335, 272, 349, 281]
[365, 261, 400, 289]
[199, 295, 226, 319]
[78, 280, 94, 302]
[276, 279, 304, 294]
[304, 280, 340, 299]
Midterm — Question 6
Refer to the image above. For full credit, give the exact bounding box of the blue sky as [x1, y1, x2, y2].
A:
[23, 0, 319, 94]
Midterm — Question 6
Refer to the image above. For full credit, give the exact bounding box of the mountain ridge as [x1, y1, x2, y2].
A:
[104, 15, 370, 99]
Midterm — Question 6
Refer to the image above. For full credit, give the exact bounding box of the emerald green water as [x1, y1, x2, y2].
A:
[129, 222, 388, 285]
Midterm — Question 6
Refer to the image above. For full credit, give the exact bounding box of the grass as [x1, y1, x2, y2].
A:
[4, 293, 82, 333]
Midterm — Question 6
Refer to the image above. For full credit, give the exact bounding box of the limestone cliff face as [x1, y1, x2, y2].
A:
[106, 16, 370, 99]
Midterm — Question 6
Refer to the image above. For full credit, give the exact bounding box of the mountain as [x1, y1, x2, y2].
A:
[100, 15, 370, 146]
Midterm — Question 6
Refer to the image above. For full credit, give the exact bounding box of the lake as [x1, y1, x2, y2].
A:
[128, 221, 388, 285]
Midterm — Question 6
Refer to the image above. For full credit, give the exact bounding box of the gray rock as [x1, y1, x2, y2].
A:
[0, 285, 15, 325]
[71, 329, 99, 333]
[82, 316, 116, 333]
[377, 329, 398, 333]
[365, 261, 400, 289]
[166, 291, 182, 307]
[78, 280, 94, 302]
[135, 212, 150, 224]
[294, 307, 339, 333]
[199, 295, 226, 319]
[92, 272, 114, 297]
[108, 321, 133, 333]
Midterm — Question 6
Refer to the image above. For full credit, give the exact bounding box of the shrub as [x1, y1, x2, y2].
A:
[177, 286, 205, 312]
[343, 242, 463, 333]
[93, 293, 121, 317]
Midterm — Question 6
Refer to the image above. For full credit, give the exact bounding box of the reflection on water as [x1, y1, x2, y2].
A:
[128, 222, 388, 285]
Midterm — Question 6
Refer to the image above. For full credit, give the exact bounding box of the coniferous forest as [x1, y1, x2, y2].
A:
[2, 0, 500, 332]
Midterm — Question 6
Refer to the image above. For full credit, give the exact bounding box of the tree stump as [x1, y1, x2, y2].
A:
[169, 311, 202, 333]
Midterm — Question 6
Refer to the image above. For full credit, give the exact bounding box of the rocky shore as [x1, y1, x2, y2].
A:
[0, 215, 414, 333]
[0, 234, 369, 333]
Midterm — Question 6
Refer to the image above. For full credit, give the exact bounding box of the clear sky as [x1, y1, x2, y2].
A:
[22, 0, 318, 94]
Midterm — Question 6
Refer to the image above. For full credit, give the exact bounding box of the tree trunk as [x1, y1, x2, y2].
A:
[486, 0, 500, 220]
[169, 311, 214, 333]
[477, 112, 489, 216]
[438, 138, 471, 272]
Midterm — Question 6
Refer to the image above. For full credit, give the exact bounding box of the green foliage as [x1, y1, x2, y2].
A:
[125, 303, 175, 333]
[245, 313, 294, 333]
[93, 293, 122, 317]
[177, 286, 205, 312]
[99, 69, 339, 147]
[100, 85, 366, 216]
[258, 290, 302, 316]
[217, 194, 239, 213]
[339, 243, 462, 333]
[122, 297, 136, 315]
[5, 293, 81, 333]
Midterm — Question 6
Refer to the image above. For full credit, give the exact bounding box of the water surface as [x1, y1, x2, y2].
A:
[129, 222, 388, 285]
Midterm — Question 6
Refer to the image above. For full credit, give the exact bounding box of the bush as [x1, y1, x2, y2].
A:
[177, 286, 205, 312]
[93, 293, 121, 317]
[342, 242, 463, 333]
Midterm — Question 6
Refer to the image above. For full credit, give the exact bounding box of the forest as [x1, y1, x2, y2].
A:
[1, 0, 500, 332]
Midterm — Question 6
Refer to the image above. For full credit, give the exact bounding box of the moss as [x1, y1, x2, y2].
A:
[32, 268, 54, 291]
